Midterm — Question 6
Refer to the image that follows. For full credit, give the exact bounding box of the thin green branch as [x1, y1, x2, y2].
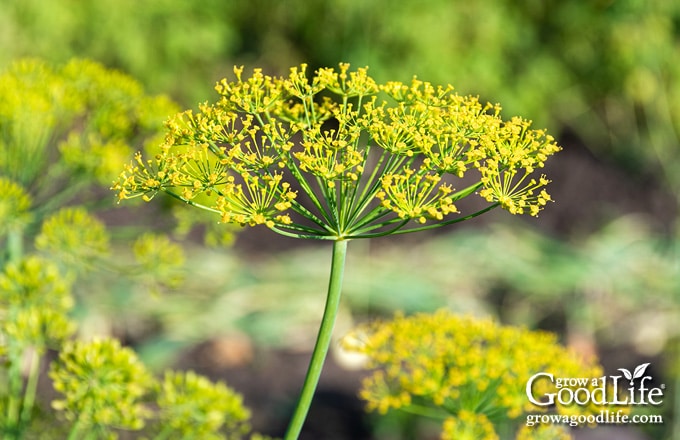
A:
[347, 219, 410, 239]
[449, 181, 484, 201]
[316, 175, 341, 232]
[399, 403, 450, 421]
[269, 226, 338, 240]
[386, 203, 500, 236]
[286, 158, 335, 227]
[345, 205, 395, 234]
[161, 190, 222, 214]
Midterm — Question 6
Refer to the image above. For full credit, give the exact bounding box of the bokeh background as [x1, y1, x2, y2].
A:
[1, 1, 679, 438]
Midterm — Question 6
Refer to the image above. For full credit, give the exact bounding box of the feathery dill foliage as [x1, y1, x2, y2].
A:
[343, 310, 619, 440]
[115, 63, 560, 239]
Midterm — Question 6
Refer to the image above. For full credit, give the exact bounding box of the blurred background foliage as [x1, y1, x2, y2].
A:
[2, 0, 678, 192]
[1, 0, 679, 438]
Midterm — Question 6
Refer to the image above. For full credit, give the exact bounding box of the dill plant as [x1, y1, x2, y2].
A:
[115, 63, 560, 439]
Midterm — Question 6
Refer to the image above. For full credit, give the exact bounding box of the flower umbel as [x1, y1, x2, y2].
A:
[343, 310, 617, 439]
[156, 370, 251, 440]
[115, 64, 560, 239]
[50, 338, 153, 434]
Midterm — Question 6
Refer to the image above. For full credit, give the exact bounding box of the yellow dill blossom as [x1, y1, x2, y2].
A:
[0, 178, 33, 238]
[0, 256, 75, 352]
[50, 338, 153, 434]
[216, 66, 287, 114]
[343, 309, 614, 439]
[115, 63, 560, 239]
[132, 233, 186, 292]
[35, 207, 111, 272]
[214, 173, 297, 227]
[3, 306, 75, 351]
[157, 370, 251, 439]
[320, 63, 379, 97]
[0, 256, 73, 312]
[0, 58, 176, 191]
[477, 118, 559, 215]
[516, 424, 572, 440]
[441, 410, 498, 440]
[377, 167, 458, 223]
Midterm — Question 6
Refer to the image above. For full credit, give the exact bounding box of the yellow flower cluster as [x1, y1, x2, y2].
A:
[158, 370, 251, 439]
[516, 424, 572, 440]
[35, 207, 111, 272]
[50, 338, 153, 431]
[441, 410, 498, 440]
[377, 168, 458, 224]
[0, 257, 75, 351]
[342, 309, 616, 439]
[0, 58, 176, 189]
[49, 337, 257, 439]
[0, 178, 33, 238]
[115, 64, 560, 239]
[132, 233, 186, 292]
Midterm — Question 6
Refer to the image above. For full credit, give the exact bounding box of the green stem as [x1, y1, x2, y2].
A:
[66, 415, 85, 440]
[400, 403, 449, 421]
[19, 348, 42, 428]
[673, 372, 680, 440]
[7, 228, 23, 263]
[283, 239, 348, 440]
[6, 350, 24, 437]
[152, 425, 173, 440]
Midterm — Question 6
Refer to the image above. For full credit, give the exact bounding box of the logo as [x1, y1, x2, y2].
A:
[525, 363, 665, 427]
[526, 362, 663, 407]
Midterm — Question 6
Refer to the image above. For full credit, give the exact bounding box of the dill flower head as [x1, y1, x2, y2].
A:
[50, 338, 153, 434]
[0, 178, 33, 238]
[156, 370, 251, 439]
[115, 63, 560, 240]
[132, 232, 186, 293]
[342, 309, 611, 439]
[35, 207, 111, 273]
[441, 410, 498, 440]
[0, 256, 76, 372]
[0, 58, 176, 192]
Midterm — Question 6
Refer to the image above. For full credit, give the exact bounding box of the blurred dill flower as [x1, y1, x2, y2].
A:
[0, 178, 32, 239]
[156, 370, 251, 439]
[172, 201, 237, 247]
[0, 58, 176, 192]
[50, 338, 261, 440]
[35, 207, 111, 272]
[441, 410, 497, 440]
[50, 338, 153, 435]
[132, 233, 185, 292]
[342, 309, 611, 439]
[115, 63, 560, 240]
[3, 307, 75, 351]
[0, 256, 73, 312]
[516, 424, 572, 440]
